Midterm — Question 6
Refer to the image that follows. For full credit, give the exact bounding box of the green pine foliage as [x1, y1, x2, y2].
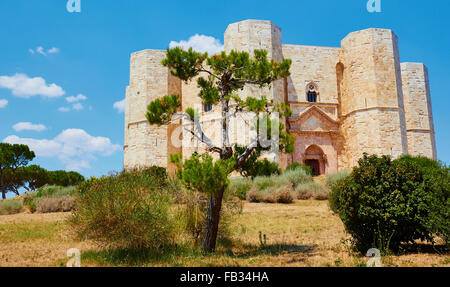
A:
[146, 95, 181, 125]
[146, 47, 294, 252]
[181, 154, 234, 196]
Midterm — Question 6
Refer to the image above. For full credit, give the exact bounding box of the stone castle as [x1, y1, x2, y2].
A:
[123, 20, 437, 176]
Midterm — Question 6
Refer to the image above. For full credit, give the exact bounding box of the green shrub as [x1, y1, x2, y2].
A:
[246, 186, 294, 204]
[36, 196, 76, 213]
[234, 146, 281, 179]
[275, 187, 294, 204]
[69, 169, 174, 250]
[329, 154, 449, 253]
[248, 167, 313, 203]
[179, 190, 207, 241]
[35, 185, 77, 198]
[286, 162, 312, 175]
[0, 200, 23, 215]
[249, 159, 281, 178]
[176, 187, 242, 243]
[282, 167, 312, 188]
[314, 191, 329, 201]
[227, 177, 253, 200]
[23, 186, 77, 213]
[396, 155, 450, 244]
[253, 175, 288, 191]
[295, 182, 329, 200]
[22, 191, 38, 213]
[325, 170, 351, 189]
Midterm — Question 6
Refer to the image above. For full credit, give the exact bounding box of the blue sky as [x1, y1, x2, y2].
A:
[0, 0, 449, 180]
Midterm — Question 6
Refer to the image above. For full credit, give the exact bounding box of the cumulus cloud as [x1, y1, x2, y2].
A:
[113, 98, 125, 113]
[0, 73, 65, 98]
[13, 122, 47, 132]
[169, 34, 224, 55]
[29, 46, 60, 56]
[58, 94, 87, 112]
[72, 103, 84, 111]
[3, 129, 121, 171]
[59, 103, 84, 112]
[66, 94, 87, 103]
[0, 99, 7, 108]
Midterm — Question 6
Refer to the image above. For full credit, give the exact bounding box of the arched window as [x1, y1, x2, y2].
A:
[204, 103, 213, 112]
[306, 82, 318, 103]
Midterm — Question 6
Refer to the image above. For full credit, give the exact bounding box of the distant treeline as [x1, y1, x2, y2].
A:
[1, 143, 85, 199]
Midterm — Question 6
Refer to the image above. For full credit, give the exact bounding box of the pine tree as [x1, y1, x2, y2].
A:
[146, 48, 294, 252]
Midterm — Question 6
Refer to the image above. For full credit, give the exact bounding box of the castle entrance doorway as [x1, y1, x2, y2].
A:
[305, 159, 320, 176]
[303, 145, 326, 176]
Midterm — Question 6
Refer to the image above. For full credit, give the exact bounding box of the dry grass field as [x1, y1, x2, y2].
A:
[0, 200, 448, 267]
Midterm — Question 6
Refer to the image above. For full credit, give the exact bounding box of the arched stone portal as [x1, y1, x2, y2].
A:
[303, 145, 326, 176]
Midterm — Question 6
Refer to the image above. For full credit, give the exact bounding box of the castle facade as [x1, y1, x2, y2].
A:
[124, 20, 436, 176]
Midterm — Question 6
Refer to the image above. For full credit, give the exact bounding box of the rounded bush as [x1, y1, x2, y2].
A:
[329, 154, 449, 253]
[227, 177, 253, 200]
[69, 168, 174, 250]
[0, 200, 23, 215]
[286, 162, 312, 175]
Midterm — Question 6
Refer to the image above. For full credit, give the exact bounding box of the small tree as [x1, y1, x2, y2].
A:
[146, 48, 294, 252]
[20, 165, 49, 191]
[0, 143, 35, 199]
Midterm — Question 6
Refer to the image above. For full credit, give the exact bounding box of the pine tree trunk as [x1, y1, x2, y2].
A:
[202, 188, 224, 253]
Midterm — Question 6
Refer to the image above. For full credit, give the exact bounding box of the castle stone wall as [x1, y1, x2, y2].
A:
[340, 29, 408, 168]
[282, 45, 340, 104]
[224, 20, 285, 104]
[401, 63, 437, 159]
[124, 50, 181, 170]
[124, 20, 437, 174]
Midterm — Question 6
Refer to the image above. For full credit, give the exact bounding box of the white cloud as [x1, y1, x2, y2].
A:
[169, 34, 224, 55]
[0, 99, 7, 108]
[72, 103, 84, 111]
[47, 47, 60, 54]
[59, 94, 87, 112]
[58, 107, 71, 112]
[113, 98, 125, 113]
[59, 103, 84, 112]
[3, 129, 121, 171]
[0, 73, 65, 98]
[29, 46, 60, 56]
[36, 46, 46, 55]
[13, 122, 47, 132]
[66, 94, 87, 103]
